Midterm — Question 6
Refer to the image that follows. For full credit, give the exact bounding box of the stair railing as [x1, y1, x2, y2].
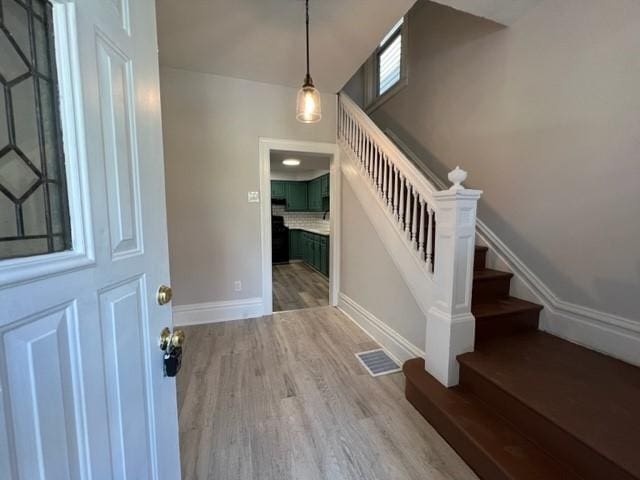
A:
[338, 93, 483, 387]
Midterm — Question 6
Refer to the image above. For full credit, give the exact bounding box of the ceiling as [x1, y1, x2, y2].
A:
[270, 150, 330, 174]
[155, 0, 416, 93]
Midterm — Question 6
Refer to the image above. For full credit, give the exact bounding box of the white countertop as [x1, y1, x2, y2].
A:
[292, 227, 330, 236]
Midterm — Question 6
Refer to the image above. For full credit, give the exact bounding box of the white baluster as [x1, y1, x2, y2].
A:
[399, 175, 406, 230]
[426, 206, 434, 271]
[418, 199, 426, 258]
[366, 136, 371, 175]
[382, 156, 388, 202]
[393, 167, 400, 220]
[411, 188, 418, 245]
[375, 147, 381, 192]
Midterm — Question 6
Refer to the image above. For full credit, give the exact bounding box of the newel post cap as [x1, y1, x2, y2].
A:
[448, 166, 467, 191]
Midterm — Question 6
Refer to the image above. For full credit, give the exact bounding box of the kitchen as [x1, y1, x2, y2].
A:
[270, 151, 331, 312]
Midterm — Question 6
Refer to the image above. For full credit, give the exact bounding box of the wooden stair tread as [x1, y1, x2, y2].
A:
[473, 269, 513, 281]
[475, 245, 488, 252]
[458, 331, 640, 479]
[404, 358, 582, 480]
[472, 297, 543, 319]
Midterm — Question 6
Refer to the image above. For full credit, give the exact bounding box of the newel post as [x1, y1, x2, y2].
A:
[426, 167, 482, 387]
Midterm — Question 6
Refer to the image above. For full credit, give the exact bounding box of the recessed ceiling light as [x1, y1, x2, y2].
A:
[282, 159, 300, 166]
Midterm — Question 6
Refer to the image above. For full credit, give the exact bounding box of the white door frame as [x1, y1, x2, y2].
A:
[259, 138, 340, 315]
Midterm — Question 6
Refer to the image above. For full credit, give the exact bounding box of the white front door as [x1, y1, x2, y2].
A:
[0, 0, 180, 479]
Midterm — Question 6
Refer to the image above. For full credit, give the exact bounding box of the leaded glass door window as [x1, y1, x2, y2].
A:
[0, 0, 71, 260]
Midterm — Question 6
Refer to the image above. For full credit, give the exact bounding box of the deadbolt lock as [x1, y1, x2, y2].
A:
[157, 284, 173, 306]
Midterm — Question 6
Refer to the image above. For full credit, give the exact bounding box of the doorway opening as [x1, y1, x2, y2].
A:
[259, 138, 340, 315]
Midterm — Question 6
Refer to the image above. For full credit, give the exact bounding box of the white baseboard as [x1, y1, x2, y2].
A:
[172, 297, 264, 326]
[338, 293, 424, 365]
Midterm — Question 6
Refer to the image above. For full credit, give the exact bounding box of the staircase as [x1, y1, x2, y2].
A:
[405, 244, 640, 479]
[338, 93, 640, 480]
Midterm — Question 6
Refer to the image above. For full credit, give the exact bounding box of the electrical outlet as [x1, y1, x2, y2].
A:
[234, 280, 242, 292]
[248, 191, 259, 203]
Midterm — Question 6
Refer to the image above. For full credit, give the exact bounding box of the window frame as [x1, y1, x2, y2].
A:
[364, 16, 408, 113]
[0, 1, 96, 287]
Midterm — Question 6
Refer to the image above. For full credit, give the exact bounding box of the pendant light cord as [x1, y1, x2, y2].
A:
[305, 0, 310, 81]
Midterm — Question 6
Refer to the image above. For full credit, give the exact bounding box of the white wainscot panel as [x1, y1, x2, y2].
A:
[99, 277, 152, 479]
[3, 305, 82, 480]
[96, 32, 142, 260]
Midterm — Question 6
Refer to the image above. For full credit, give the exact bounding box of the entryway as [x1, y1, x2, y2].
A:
[259, 138, 340, 315]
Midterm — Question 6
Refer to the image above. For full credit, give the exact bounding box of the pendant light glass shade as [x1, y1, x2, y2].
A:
[296, 78, 322, 123]
[297, 0, 321, 123]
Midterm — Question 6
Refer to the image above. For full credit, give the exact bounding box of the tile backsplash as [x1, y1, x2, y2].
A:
[272, 205, 329, 230]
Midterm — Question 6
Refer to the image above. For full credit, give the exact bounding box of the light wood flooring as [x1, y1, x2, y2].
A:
[176, 306, 478, 480]
[272, 262, 329, 312]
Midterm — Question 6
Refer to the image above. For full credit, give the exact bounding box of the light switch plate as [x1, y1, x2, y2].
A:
[248, 191, 259, 203]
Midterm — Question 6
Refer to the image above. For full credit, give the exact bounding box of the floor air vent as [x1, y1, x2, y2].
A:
[356, 349, 401, 377]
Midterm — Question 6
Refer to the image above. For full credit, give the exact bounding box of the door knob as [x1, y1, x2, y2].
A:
[157, 284, 173, 305]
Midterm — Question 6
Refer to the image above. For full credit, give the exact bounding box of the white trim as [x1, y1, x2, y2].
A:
[172, 297, 264, 326]
[386, 129, 640, 366]
[338, 293, 424, 365]
[0, 2, 95, 288]
[259, 137, 341, 316]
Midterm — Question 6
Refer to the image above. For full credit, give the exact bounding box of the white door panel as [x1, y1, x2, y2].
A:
[0, 0, 180, 478]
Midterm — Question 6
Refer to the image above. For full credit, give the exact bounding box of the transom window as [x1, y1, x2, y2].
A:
[363, 16, 408, 111]
[0, 0, 71, 260]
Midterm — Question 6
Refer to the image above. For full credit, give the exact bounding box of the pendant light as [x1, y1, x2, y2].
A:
[296, 0, 321, 123]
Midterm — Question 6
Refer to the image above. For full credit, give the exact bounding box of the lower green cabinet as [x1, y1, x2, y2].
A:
[296, 230, 329, 277]
[289, 230, 302, 260]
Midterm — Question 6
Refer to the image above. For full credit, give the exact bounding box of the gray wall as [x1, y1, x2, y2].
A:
[341, 179, 426, 351]
[349, 0, 640, 322]
[160, 67, 336, 306]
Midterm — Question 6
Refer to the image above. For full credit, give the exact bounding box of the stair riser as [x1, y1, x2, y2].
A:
[475, 310, 540, 343]
[458, 365, 635, 480]
[405, 380, 511, 480]
[472, 277, 511, 304]
[474, 249, 487, 271]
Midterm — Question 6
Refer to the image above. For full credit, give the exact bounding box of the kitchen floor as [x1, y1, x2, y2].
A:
[272, 262, 328, 312]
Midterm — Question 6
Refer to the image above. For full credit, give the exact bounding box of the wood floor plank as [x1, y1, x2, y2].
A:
[272, 262, 329, 312]
[177, 306, 478, 480]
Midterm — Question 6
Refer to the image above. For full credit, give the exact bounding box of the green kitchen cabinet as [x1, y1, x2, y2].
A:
[308, 177, 322, 211]
[286, 182, 308, 211]
[320, 174, 329, 197]
[319, 236, 328, 276]
[271, 181, 287, 199]
[298, 230, 329, 277]
[289, 229, 302, 260]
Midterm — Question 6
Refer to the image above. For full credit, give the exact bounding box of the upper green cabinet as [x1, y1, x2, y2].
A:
[320, 174, 329, 198]
[308, 177, 322, 211]
[286, 182, 308, 211]
[271, 174, 329, 212]
[271, 181, 287, 199]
